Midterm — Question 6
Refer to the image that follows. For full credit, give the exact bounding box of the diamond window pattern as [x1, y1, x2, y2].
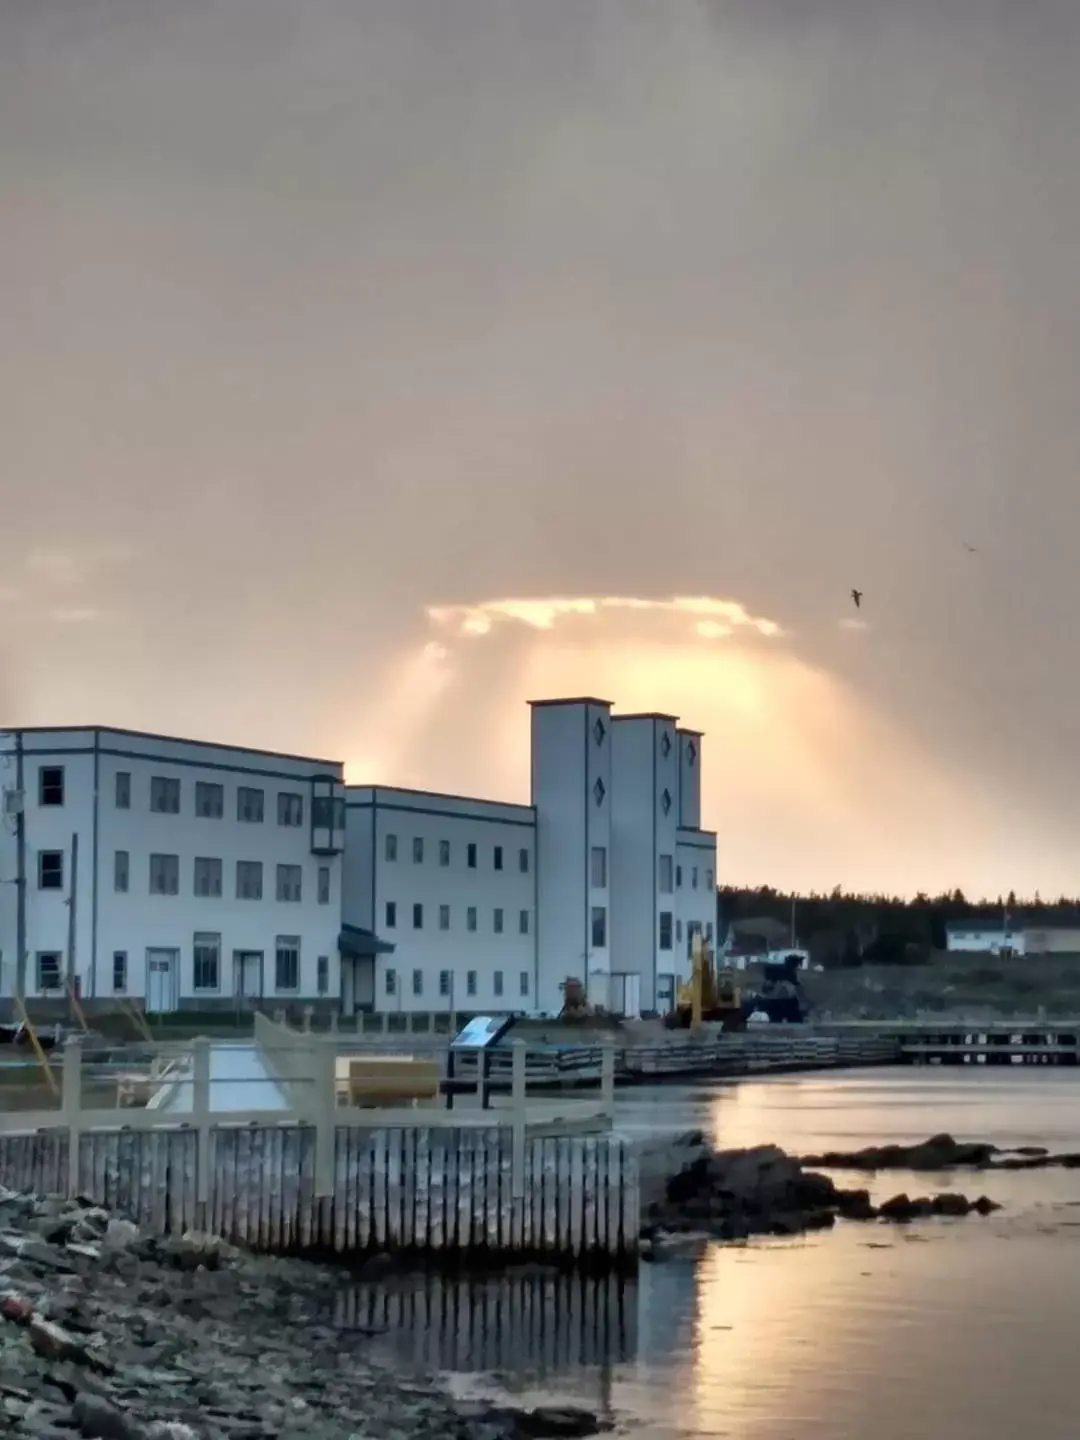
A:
[687, 740, 697, 765]
[660, 733, 672, 758]
[593, 717, 606, 746]
[593, 778, 606, 807]
[661, 788, 672, 815]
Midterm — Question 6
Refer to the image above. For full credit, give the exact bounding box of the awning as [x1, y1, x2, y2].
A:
[338, 923, 396, 958]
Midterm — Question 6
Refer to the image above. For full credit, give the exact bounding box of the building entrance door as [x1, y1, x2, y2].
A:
[232, 950, 264, 1002]
[145, 949, 179, 1014]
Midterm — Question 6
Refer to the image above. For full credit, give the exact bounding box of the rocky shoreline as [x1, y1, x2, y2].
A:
[0, 1187, 605, 1440]
[800, 1132, 1080, 1171]
[641, 1135, 1002, 1254]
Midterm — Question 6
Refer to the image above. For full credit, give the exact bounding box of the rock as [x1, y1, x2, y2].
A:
[71, 1394, 143, 1440]
[972, 1195, 1002, 1215]
[932, 1193, 972, 1217]
[30, 1317, 89, 1364]
[101, 1221, 139, 1253]
[801, 1134, 999, 1172]
[1, 1293, 35, 1324]
[836, 1189, 878, 1221]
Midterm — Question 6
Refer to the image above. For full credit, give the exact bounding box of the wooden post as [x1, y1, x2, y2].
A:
[511, 1040, 527, 1199]
[191, 1037, 212, 1205]
[312, 1035, 337, 1198]
[302, 1005, 314, 1034]
[600, 1037, 615, 1120]
[61, 1035, 83, 1197]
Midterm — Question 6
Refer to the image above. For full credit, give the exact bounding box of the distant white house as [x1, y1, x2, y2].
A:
[945, 919, 1080, 957]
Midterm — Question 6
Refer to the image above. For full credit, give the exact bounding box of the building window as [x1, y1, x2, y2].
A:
[687, 739, 697, 765]
[467, 842, 477, 869]
[318, 866, 331, 905]
[494, 845, 503, 871]
[193, 933, 220, 991]
[660, 788, 672, 816]
[113, 850, 129, 893]
[150, 776, 181, 814]
[385, 967, 397, 997]
[494, 908, 504, 934]
[115, 772, 131, 809]
[493, 970, 504, 998]
[692, 866, 698, 889]
[276, 864, 302, 903]
[658, 854, 673, 894]
[149, 853, 180, 896]
[591, 905, 607, 948]
[37, 952, 61, 991]
[412, 968, 423, 997]
[194, 856, 222, 898]
[593, 778, 605, 807]
[38, 767, 64, 807]
[112, 951, 127, 993]
[676, 918, 683, 943]
[413, 836, 424, 864]
[676, 865, 683, 889]
[439, 904, 450, 931]
[706, 921, 714, 941]
[413, 902, 424, 930]
[38, 850, 63, 891]
[317, 956, 329, 995]
[687, 921, 701, 960]
[236, 860, 263, 900]
[519, 909, 529, 935]
[591, 846, 607, 889]
[593, 717, 606, 746]
[706, 868, 713, 890]
[385, 833, 398, 861]
[195, 781, 224, 819]
[466, 970, 477, 997]
[520, 971, 530, 997]
[277, 792, 303, 827]
[659, 911, 673, 950]
[275, 936, 300, 992]
[466, 906, 477, 932]
[439, 970, 451, 997]
[519, 847, 529, 874]
[439, 839, 450, 867]
[237, 787, 264, 824]
[385, 901, 397, 928]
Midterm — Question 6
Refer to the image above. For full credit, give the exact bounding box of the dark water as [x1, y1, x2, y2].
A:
[345, 1068, 1080, 1439]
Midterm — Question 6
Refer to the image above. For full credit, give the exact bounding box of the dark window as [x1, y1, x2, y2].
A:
[237, 787, 264, 823]
[150, 776, 181, 814]
[659, 911, 673, 950]
[593, 778, 605, 807]
[193, 933, 220, 991]
[519, 847, 529, 873]
[660, 788, 672, 816]
[439, 904, 450, 931]
[149, 853, 179, 896]
[438, 970, 451, 997]
[688, 739, 697, 765]
[466, 970, 477, 997]
[385, 900, 397, 928]
[195, 781, 223, 818]
[493, 970, 504, 998]
[38, 767, 64, 807]
[385, 833, 398, 861]
[493, 845, 503, 871]
[519, 909, 529, 935]
[317, 956, 329, 995]
[593, 717, 606, 746]
[193, 856, 222, 898]
[493, 908, 504, 934]
[676, 865, 683, 889]
[38, 850, 63, 890]
[37, 952, 61, 990]
[412, 902, 424, 930]
[706, 921, 714, 941]
[413, 836, 424, 863]
[591, 905, 607, 948]
[276, 864, 302, 902]
[706, 868, 714, 890]
[466, 906, 477, 932]
[275, 936, 300, 991]
[115, 771, 131, 809]
[318, 865, 330, 905]
[591, 846, 607, 888]
[112, 951, 127, 992]
[676, 918, 683, 943]
[236, 860, 263, 900]
[277, 792, 303, 827]
[658, 854, 673, 894]
[467, 842, 477, 869]
[412, 968, 423, 997]
[520, 971, 530, 997]
[439, 839, 450, 866]
[692, 866, 698, 890]
[114, 850, 129, 893]
[385, 968, 397, 996]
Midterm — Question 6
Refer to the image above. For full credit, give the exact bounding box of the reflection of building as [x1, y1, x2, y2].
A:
[0, 726, 345, 1011]
[343, 697, 718, 1017]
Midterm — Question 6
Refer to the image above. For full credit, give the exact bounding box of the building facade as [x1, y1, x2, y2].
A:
[0, 727, 347, 1012]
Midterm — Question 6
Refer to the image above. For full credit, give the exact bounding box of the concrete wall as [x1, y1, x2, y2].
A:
[676, 729, 702, 830]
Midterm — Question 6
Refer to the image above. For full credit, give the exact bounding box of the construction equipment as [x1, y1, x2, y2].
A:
[664, 934, 746, 1031]
[559, 976, 593, 1021]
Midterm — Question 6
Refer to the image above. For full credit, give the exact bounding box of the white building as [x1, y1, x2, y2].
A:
[342, 786, 536, 1017]
[0, 726, 349, 1013]
[343, 697, 718, 1019]
[945, 919, 1080, 957]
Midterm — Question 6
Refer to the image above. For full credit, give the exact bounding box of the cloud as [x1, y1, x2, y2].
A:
[838, 617, 869, 632]
[427, 594, 784, 642]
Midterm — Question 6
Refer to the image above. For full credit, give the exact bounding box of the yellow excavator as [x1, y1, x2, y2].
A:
[665, 933, 746, 1031]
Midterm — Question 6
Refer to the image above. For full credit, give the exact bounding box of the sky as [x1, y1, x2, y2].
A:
[3, 0, 1080, 898]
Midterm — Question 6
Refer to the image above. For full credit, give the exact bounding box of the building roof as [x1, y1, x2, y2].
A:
[527, 697, 613, 709]
[3, 724, 341, 768]
[611, 712, 680, 723]
[339, 924, 395, 958]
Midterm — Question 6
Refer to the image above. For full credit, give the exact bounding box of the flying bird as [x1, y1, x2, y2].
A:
[962, 541, 979, 554]
[851, 588, 863, 609]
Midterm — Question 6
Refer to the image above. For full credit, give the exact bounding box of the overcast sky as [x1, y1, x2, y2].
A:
[3, 0, 1080, 897]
